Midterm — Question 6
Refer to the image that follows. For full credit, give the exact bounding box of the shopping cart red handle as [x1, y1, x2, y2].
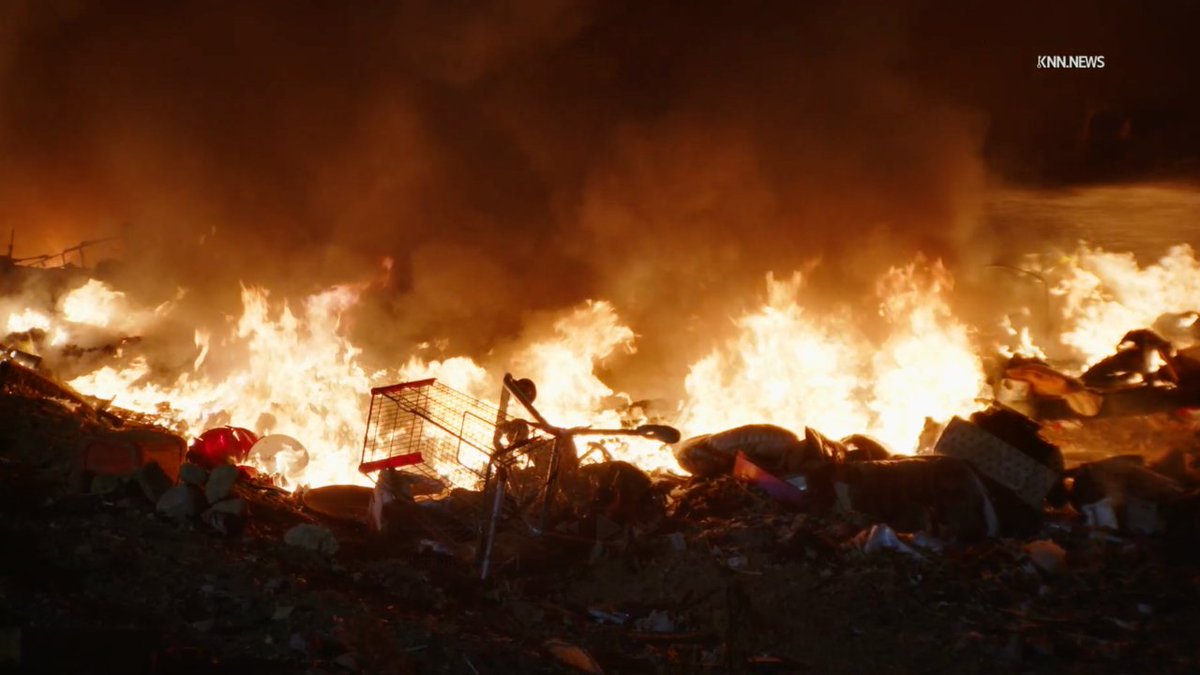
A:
[358, 452, 424, 474]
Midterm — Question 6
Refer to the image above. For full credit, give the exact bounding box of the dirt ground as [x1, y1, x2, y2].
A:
[4, 472, 1200, 673]
[3, 393, 1200, 674]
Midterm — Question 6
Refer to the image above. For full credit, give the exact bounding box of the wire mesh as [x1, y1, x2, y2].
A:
[359, 378, 547, 488]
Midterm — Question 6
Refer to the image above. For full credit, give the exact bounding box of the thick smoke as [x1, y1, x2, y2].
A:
[1, 1, 1194, 400]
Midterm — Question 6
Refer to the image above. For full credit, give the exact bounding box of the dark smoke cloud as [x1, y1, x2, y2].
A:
[1, 0, 1195, 397]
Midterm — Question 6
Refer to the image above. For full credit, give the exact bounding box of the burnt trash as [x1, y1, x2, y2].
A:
[284, 523, 339, 555]
[935, 408, 1065, 536]
[1004, 358, 1103, 417]
[1024, 539, 1068, 575]
[1150, 446, 1200, 488]
[133, 460, 174, 503]
[561, 460, 663, 531]
[669, 474, 772, 520]
[857, 523, 927, 559]
[80, 427, 187, 488]
[246, 433, 311, 483]
[202, 498, 247, 536]
[303, 484, 374, 524]
[1153, 311, 1200, 347]
[840, 434, 891, 461]
[178, 462, 208, 487]
[157, 483, 203, 520]
[680, 422, 1004, 540]
[205, 463, 240, 504]
[827, 455, 996, 540]
[366, 467, 474, 544]
[673, 424, 813, 479]
[1082, 329, 1179, 388]
[1068, 455, 1186, 535]
[1, 345, 42, 370]
[732, 452, 809, 509]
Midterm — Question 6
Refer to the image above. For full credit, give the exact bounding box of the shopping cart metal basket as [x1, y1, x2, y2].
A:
[359, 373, 679, 578]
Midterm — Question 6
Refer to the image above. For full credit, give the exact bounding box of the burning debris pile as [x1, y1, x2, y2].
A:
[5, 243, 1200, 672]
[5, 345, 1200, 671]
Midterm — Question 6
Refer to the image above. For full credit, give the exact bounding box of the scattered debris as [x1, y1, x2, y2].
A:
[1024, 539, 1067, 575]
[178, 462, 208, 487]
[544, 639, 604, 674]
[284, 523, 339, 555]
[1069, 455, 1186, 535]
[674, 424, 810, 478]
[202, 498, 246, 536]
[859, 523, 923, 559]
[205, 463, 240, 504]
[134, 460, 174, 503]
[5, 354, 1200, 671]
[156, 484, 202, 520]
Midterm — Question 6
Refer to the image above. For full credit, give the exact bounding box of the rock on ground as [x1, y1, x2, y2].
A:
[179, 463, 208, 487]
[284, 524, 338, 555]
[156, 484, 201, 520]
[205, 464, 239, 504]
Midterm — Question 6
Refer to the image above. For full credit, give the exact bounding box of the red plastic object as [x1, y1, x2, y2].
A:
[358, 452, 424, 475]
[732, 451, 809, 508]
[188, 426, 259, 468]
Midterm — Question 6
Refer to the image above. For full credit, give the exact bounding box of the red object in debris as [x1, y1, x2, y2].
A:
[358, 452, 424, 475]
[188, 426, 259, 468]
[732, 451, 809, 508]
[80, 428, 186, 484]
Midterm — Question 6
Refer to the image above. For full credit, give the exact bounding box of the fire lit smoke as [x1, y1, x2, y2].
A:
[0, 1, 990, 372]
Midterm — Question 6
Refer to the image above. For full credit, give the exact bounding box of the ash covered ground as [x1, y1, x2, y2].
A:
[3, 387, 1200, 674]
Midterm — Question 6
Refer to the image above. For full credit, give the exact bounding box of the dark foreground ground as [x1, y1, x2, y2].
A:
[2, 395, 1200, 674]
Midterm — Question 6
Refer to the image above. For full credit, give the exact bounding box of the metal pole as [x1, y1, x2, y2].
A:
[538, 435, 572, 534]
[478, 462, 507, 580]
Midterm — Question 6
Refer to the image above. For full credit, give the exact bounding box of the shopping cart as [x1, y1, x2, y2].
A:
[359, 373, 680, 578]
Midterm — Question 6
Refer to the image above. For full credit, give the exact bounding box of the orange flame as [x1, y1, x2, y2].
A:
[679, 262, 986, 454]
[15, 242, 1200, 489]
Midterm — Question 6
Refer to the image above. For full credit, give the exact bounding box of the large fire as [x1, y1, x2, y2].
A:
[6, 241, 1200, 489]
[680, 261, 986, 454]
[1050, 244, 1200, 366]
